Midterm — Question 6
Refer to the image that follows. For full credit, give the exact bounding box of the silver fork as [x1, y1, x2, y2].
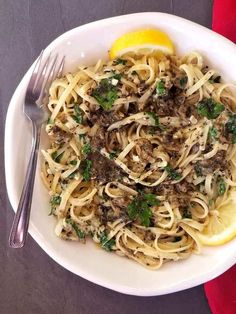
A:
[9, 51, 65, 248]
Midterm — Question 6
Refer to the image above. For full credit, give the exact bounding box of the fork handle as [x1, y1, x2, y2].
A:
[9, 122, 41, 248]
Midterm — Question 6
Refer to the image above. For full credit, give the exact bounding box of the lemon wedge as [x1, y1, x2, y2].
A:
[197, 191, 236, 246]
[109, 29, 174, 59]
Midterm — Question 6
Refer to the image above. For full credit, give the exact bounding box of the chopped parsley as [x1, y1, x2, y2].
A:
[156, 80, 167, 97]
[144, 194, 160, 206]
[165, 164, 182, 181]
[209, 75, 221, 84]
[69, 160, 77, 165]
[131, 70, 137, 75]
[47, 118, 53, 125]
[218, 178, 226, 196]
[79, 134, 86, 139]
[208, 125, 218, 140]
[179, 76, 188, 87]
[197, 98, 224, 119]
[49, 195, 61, 215]
[109, 151, 118, 160]
[51, 151, 64, 163]
[82, 143, 92, 155]
[51, 151, 57, 160]
[82, 159, 92, 181]
[146, 111, 160, 127]
[66, 218, 85, 239]
[194, 163, 203, 177]
[72, 105, 83, 124]
[99, 231, 115, 251]
[111, 72, 122, 81]
[113, 58, 127, 65]
[225, 114, 236, 144]
[68, 170, 77, 179]
[91, 78, 118, 111]
[127, 193, 160, 227]
[50, 195, 61, 206]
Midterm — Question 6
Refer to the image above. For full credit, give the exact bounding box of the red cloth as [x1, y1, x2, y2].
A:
[204, 266, 236, 314]
[204, 1, 236, 313]
[212, 0, 236, 42]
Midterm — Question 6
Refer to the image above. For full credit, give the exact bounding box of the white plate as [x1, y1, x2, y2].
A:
[5, 12, 236, 296]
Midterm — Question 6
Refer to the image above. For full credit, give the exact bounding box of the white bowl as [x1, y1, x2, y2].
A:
[5, 12, 236, 296]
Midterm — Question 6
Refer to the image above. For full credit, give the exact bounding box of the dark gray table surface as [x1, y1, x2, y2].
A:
[1, 1, 213, 313]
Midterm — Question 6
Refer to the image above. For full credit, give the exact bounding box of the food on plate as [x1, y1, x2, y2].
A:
[41, 29, 236, 269]
[109, 29, 174, 59]
[197, 190, 236, 245]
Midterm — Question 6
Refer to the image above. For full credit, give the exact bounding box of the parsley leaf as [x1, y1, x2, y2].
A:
[111, 72, 122, 81]
[49, 195, 61, 215]
[209, 75, 221, 84]
[143, 194, 159, 206]
[146, 111, 160, 127]
[197, 98, 224, 119]
[91, 79, 118, 111]
[127, 193, 160, 227]
[72, 105, 83, 124]
[66, 218, 85, 239]
[179, 76, 188, 87]
[99, 231, 115, 251]
[51, 151, 58, 160]
[68, 170, 77, 179]
[218, 178, 226, 196]
[194, 163, 203, 177]
[156, 80, 167, 97]
[113, 58, 127, 65]
[47, 118, 53, 125]
[225, 114, 236, 144]
[51, 151, 64, 163]
[69, 160, 77, 165]
[82, 143, 92, 155]
[82, 160, 92, 181]
[50, 195, 61, 206]
[208, 125, 218, 140]
[109, 151, 118, 160]
[79, 134, 86, 139]
[165, 164, 182, 181]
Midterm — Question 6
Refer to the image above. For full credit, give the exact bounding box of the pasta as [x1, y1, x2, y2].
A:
[41, 51, 236, 269]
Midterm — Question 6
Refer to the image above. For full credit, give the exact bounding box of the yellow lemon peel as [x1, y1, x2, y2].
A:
[109, 29, 174, 59]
